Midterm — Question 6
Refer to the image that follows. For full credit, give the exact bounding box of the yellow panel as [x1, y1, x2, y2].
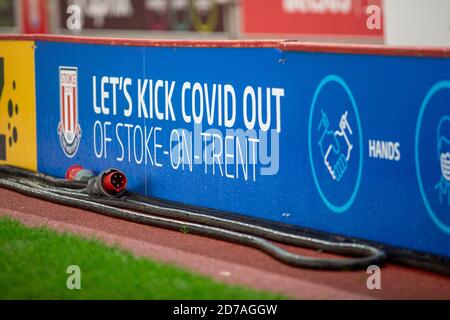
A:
[0, 40, 36, 171]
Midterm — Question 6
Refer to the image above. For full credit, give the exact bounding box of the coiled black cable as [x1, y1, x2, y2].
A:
[0, 165, 387, 270]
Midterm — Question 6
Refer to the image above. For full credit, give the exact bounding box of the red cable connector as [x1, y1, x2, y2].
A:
[66, 165, 127, 197]
[65, 165, 95, 182]
[101, 169, 127, 195]
[65, 164, 84, 180]
[85, 168, 128, 197]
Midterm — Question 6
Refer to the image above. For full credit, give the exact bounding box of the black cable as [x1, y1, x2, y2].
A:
[20, 177, 382, 260]
[0, 165, 387, 270]
[0, 166, 379, 256]
[0, 165, 86, 189]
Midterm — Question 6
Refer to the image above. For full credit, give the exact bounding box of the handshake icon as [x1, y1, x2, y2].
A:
[435, 116, 450, 206]
[317, 110, 354, 182]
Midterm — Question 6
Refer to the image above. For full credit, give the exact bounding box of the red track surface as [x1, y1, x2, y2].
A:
[1, 188, 449, 299]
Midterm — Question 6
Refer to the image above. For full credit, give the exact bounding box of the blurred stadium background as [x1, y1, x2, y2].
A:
[0, 0, 449, 46]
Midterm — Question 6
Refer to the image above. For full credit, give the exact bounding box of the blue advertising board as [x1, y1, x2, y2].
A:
[34, 40, 450, 258]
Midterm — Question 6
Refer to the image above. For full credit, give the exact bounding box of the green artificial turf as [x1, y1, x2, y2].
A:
[0, 217, 284, 299]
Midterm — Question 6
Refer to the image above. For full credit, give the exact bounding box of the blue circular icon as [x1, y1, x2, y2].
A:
[308, 75, 363, 213]
[415, 81, 450, 234]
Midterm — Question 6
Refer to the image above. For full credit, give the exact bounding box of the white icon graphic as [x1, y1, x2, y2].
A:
[435, 116, 450, 205]
[317, 110, 354, 181]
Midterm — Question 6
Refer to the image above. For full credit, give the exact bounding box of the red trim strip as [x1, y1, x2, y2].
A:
[1, 34, 449, 58]
[280, 42, 450, 58]
[0, 34, 280, 48]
